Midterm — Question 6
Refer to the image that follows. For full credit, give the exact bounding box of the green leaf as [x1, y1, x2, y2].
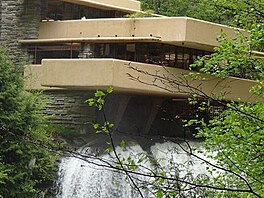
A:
[104, 148, 112, 153]
[95, 90, 105, 97]
[137, 158, 144, 164]
[107, 86, 113, 94]
[85, 98, 95, 106]
[93, 123, 99, 130]
[120, 140, 126, 148]
[108, 123, 114, 129]
[156, 191, 163, 198]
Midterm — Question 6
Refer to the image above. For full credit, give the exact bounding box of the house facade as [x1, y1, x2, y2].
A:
[0, 0, 260, 137]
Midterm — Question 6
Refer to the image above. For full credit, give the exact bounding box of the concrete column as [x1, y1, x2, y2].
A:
[143, 99, 163, 134]
[96, 94, 131, 132]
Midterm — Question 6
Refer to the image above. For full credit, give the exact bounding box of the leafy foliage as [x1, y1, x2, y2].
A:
[81, 1, 264, 197]
[139, 0, 233, 24]
[139, 0, 264, 28]
[196, 102, 264, 197]
[192, 32, 264, 80]
[133, 1, 264, 197]
[0, 48, 58, 197]
[85, 87, 112, 111]
[125, 10, 154, 18]
[187, 1, 264, 197]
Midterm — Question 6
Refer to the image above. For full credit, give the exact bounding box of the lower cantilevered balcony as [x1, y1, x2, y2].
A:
[24, 58, 260, 103]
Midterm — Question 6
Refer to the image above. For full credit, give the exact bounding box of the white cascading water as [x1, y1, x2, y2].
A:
[56, 136, 213, 198]
[151, 141, 211, 178]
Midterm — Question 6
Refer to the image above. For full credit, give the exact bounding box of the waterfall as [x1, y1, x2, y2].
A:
[56, 135, 212, 198]
[151, 141, 211, 178]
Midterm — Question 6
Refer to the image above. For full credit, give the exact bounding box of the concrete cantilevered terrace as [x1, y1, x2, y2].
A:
[20, 17, 246, 51]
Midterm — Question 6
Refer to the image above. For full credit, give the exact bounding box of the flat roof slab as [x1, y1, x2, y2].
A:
[60, 0, 141, 13]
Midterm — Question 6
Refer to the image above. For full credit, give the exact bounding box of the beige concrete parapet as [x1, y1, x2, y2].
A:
[37, 17, 248, 51]
[19, 37, 161, 44]
[60, 0, 141, 13]
[24, 59, 259, 103]
[24, 64, 62, 90]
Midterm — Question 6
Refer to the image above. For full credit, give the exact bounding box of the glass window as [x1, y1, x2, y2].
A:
[26, 42, 212, 69]
[148, 43, 162, 65]
[183, 48, 190, 70]
[94, 44, 110, 57]
[27, 43, 80, 64]
[163, 45, 176, 67]
[176, 46, 184, 69]
[108, 44, 126, 59]
[135, 43, 149, 63]
[126, 44, 136, 61]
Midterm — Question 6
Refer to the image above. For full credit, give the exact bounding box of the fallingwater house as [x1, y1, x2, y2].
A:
[0, 0, 262, 138]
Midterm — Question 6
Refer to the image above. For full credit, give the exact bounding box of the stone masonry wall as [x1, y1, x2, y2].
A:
[0, 1, 98, 136]
[0, 0, 41, 66]
[0, 0, 2, 39]
[43, 90, 96, 135]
